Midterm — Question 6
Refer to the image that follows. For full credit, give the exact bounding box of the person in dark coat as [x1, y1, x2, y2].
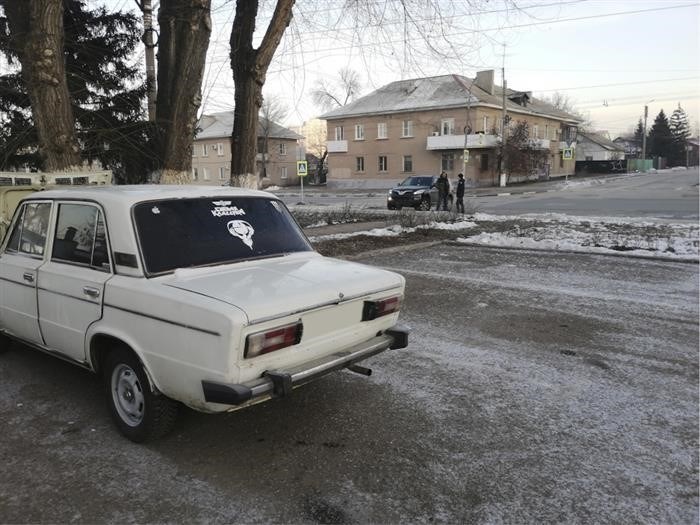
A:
[456, 173, 465, 213]
[434, 172, 450, 211]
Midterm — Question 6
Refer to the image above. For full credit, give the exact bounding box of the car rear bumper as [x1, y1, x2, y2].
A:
[201, 325, 409, 407]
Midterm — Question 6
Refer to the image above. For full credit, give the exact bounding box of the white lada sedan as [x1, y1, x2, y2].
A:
[0, 186, 408, 442]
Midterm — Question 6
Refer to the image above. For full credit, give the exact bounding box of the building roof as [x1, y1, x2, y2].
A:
[319, 73, 582, 124]
[196, 111, 303, 141]
[579, 132, 626, 152]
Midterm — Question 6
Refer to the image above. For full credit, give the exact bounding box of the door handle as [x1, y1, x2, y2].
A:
[83, 286, 100, 298]
[23, 272, 34, 283]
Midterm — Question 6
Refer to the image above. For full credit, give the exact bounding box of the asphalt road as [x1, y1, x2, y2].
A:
[278, 169, 699, 222]
[1, 245, 697, 523]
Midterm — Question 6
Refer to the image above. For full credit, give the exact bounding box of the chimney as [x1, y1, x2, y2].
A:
[474, 70, 495, 95]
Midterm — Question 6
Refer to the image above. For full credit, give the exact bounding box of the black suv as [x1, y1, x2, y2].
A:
[387, 175, 453, 211]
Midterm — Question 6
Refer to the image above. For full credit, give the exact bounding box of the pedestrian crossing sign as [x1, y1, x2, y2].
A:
[297, 160, 308, 177]
[563, 148, 573, 160]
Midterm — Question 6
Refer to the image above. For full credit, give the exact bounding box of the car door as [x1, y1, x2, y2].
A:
[0, 200, 53, 346]
[37, 202, 112, 362]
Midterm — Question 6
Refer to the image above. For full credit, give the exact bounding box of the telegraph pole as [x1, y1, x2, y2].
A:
[641, 104, 648, 162]
[136, 0, 157, 121]
[500, 76, 508, 187]
[500, 44, 508, 187]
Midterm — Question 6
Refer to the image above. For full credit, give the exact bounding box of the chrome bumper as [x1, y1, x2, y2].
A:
[202, 325, 409, 406]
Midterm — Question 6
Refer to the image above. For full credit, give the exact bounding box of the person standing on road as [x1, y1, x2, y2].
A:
[456, 173, 465, 213]
[434, 172, 450, 211]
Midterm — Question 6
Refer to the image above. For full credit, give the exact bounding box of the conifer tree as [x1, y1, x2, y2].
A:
[669, 103, 690, 166]
[647, 109, 674, 161]
[0, 0, 154, 181]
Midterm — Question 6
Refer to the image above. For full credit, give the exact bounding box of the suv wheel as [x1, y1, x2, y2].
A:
[417, 198, 431, 211]
[104, 347, 178, 442]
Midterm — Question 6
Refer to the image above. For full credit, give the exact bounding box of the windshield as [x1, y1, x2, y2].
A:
[398, 176, 433, 187]
[134, 197, 312, 275]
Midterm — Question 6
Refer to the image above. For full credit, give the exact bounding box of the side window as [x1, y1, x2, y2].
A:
[52, 204, 110, 271]
[6, 202, 52, 256]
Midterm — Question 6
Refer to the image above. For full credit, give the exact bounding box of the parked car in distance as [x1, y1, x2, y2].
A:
[387, 175, 453, 211]
[0, 185, 408, 442]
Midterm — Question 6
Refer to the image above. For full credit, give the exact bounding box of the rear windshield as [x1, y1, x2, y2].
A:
[133, 197, 312, 275]
[399, 176, 433, 187]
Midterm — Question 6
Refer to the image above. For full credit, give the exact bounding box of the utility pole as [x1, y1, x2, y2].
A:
[641, 104, 648, 162]
[136, 0, 157, 121]
[500, 76, 508, 187]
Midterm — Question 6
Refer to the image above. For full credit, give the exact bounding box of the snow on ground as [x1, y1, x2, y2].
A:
[308, 212, 699, 261]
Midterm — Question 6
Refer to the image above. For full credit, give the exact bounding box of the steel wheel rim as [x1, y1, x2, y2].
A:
[111, 364, 145, 427]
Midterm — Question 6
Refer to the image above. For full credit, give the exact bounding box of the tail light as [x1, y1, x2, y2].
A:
[362, 295, 403, 321]
[245, 320, 303, 358]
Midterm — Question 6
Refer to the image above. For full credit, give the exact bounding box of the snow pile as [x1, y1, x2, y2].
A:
[307, 219, 477, 241]
[459, 215, 699, 261]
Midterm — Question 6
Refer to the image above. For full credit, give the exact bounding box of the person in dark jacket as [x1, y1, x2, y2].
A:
[456, 173, 465, 213]
[434, 172, 450, 211]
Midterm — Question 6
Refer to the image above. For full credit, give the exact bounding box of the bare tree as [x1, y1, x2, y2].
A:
[0, 0, 80, 171]
[310, 67, 361, 111]
[259, 94, 289, 180]
[504, 120, 548, 183]
[229, 0, 294, 188]
[156, 0, 212, 184]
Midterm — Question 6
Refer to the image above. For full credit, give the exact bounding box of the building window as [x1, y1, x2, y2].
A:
[217, 143, 224, 156]
[377, 122, 387, 139]
[192, 168, 198, 180]
[378, 156, 387, 172]
[441, 153, 454, 171]
[402, 120, 413, 137]
[279, 143, 287, 155]
[356, 157, 365, 172]
[335, 126, 344, 140]
[355, 124, 365, 140]
[482, 116, 489, 132]
[257, 138, 267, 154]
[202, 144, 208, 156]
[545, 124, 550, 140]
[203, 167, 210, 180]
[219, 167, 226, 180]
[480, 153, 489, 171]
[192, 146, 197, 157]
[441, 118, 455, 135]
[280, 166, 288, 179]
[585, 156, 593, 161]
[402, 155, 413, 172]
[533, 125, 539, 139]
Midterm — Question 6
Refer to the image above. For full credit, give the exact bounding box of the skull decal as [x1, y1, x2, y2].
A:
[227, 220, 255, 249]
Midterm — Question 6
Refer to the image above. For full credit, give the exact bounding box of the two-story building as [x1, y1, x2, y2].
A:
[191, 111, 303, 187]
[320, 70, 581, 189]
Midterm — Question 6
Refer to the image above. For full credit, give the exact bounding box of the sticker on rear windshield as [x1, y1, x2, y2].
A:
[227, 220, 254, 249]
[212, 200, 246, 217]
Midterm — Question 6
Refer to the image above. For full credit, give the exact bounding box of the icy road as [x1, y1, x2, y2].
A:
[0, 245, 697, 523]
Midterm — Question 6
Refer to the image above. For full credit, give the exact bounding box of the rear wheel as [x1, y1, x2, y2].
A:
[103, 347, 178, 442]
[417, 198, 431, 211]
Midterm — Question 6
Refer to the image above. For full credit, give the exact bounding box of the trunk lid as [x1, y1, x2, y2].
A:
[161, 253, 403, 324]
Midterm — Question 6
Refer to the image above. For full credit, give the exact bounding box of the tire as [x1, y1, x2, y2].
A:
[387, 203, 396, 210]
[103, 347, 178, 442]
[417, 198, 431, 211]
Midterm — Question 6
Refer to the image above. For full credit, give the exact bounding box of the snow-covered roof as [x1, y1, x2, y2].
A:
[196, 111, 302, 141]
[320, 74, 581, 124]
[579, 132, 626, 152]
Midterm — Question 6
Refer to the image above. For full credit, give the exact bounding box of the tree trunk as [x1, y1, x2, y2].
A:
[2, 0, 81, 171]
[156, 0, 211, 184]
[229, 0, 294, 188]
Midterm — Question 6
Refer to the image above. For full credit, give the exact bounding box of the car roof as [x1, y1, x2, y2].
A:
[29, 184, 274, 205]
